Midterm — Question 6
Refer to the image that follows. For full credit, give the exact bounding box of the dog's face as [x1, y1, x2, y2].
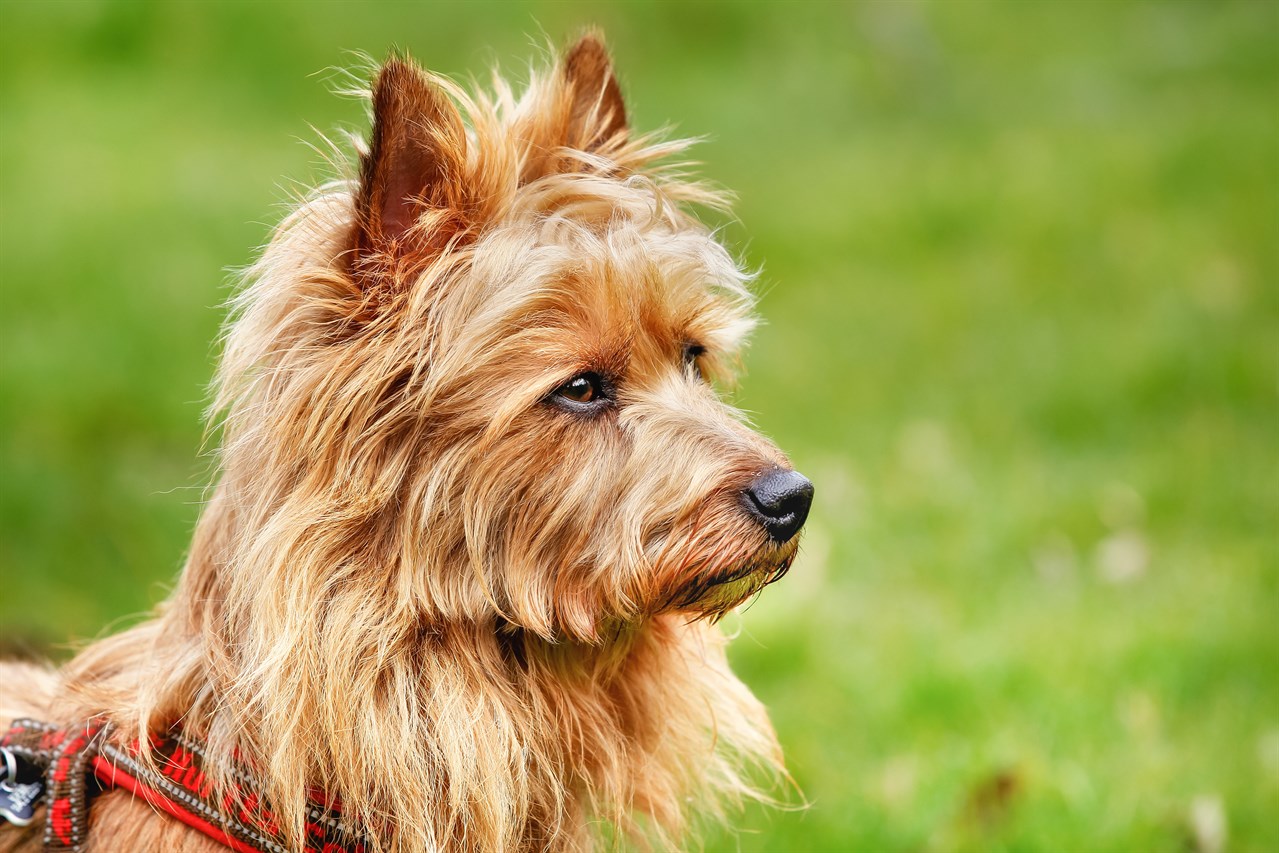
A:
[437, 213, 812, 639]
[224, 38, 811, 643]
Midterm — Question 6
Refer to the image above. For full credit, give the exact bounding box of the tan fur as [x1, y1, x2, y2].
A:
[0, 33, 803, 853]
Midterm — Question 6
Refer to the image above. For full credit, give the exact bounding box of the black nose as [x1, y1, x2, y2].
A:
[742, 469, 814, 543]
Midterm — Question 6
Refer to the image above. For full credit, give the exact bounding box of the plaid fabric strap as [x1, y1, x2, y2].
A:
[0, 719, 364, 853]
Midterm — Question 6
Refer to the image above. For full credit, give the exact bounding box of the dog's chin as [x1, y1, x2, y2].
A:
[673, 538, 799, 620]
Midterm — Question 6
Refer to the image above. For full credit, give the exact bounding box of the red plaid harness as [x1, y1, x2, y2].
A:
[0, 719, 364, 853]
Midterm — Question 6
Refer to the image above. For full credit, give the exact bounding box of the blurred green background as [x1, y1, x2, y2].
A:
[1, 1, 1276, 850]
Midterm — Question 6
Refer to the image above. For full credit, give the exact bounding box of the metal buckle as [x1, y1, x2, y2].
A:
[0, 746, 45, 827]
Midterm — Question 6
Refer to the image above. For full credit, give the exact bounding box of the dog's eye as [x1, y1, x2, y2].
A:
[683, 343, 707, 378]
[560, 375, 598, 402]
[550, 372, 609, 410]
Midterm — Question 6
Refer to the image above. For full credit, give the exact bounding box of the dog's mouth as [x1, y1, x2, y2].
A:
[667, 537, 799, 621]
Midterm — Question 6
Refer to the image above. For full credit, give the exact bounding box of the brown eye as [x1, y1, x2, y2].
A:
[561, 375, 597, 402]
[550, 372, 610, 411]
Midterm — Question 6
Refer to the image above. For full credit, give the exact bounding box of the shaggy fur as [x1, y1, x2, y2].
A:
[0, 33, 807, 853]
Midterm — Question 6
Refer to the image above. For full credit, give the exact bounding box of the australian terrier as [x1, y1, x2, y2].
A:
[0, 32, 812, 853]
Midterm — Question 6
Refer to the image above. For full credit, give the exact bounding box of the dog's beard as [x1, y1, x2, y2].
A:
[664, 537, 799, 621]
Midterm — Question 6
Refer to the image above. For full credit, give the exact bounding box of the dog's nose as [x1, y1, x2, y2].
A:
[742, 469, 814, 543]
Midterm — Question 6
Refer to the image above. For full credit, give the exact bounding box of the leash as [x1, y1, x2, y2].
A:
[0, 719, 364, 853]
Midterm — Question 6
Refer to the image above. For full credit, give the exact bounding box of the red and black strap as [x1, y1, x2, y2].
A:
[1, 719, 364, 853]
[0, 718, 105, 851]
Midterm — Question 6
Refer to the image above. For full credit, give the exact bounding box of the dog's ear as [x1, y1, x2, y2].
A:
[561, 33, 627, 151]
[354, 58, 468, 264]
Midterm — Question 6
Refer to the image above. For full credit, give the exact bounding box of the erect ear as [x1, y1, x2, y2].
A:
[561, 33, 627, 151]
[354, 58, 468, 263]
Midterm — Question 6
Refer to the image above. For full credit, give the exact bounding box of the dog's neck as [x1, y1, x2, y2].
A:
[55, 485, 781, 851]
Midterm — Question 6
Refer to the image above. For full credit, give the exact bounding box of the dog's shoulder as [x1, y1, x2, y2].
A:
[0, 661, 57, 729]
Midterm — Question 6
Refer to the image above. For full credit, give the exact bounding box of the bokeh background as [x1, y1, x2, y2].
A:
[1, 1, 1275, 850]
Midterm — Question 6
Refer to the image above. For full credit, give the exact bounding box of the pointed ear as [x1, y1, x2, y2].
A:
[561, 33, 627, 151]
[355, 58, 468, 263]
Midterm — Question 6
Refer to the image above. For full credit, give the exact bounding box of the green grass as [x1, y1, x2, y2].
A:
[1, 1, 1275, 850]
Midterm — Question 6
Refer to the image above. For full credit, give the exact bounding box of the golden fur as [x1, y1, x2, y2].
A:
[0, 33, 805, 853]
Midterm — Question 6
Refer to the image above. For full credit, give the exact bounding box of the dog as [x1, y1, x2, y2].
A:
[0, 32, 813, 853]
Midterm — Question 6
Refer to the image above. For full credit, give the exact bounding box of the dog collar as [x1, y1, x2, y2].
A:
[1, 719, 364, 853]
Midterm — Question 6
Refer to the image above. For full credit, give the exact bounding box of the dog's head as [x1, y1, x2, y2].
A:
[217, 35, 812, 642]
